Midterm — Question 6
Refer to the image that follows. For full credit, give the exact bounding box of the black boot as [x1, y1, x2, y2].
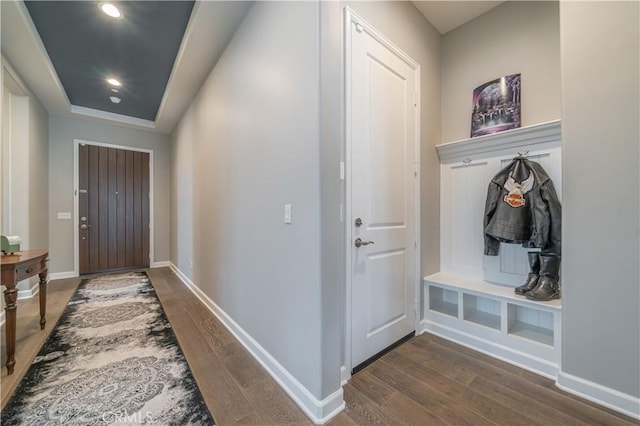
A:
[526, 254, 561, 301]
[515, 252, 540, 295]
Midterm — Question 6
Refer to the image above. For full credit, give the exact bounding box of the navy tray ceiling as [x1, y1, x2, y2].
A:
[25, 1, 194, 121]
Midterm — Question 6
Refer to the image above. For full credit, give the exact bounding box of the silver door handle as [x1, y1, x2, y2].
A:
[80, 224, 92, 229]
[354, 238, 374, 248]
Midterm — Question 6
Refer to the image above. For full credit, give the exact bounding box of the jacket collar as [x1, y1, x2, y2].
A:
[492, 158, 550, 188]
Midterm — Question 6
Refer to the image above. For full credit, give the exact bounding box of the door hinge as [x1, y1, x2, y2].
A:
[414, 93, 418, 107]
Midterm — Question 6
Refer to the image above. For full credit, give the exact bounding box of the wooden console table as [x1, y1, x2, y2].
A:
[1, 249, 48, 375]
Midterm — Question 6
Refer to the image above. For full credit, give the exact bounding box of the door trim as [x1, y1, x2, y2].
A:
[73, 139, 155, 276]
[343, 7, 421, 378]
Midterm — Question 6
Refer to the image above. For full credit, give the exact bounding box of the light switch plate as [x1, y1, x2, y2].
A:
[284, 204, 292, 224]
[57, 212, 72, 220]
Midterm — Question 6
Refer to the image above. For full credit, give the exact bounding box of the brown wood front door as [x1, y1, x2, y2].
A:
[79, 144, 150, 274]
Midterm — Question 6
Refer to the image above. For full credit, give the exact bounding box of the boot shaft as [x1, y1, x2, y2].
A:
[527, 252, 541, 274]
[515, 252, 542, 295]
[539, 254, 560, 281]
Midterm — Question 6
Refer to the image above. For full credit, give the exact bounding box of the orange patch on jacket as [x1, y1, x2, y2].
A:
[504, 192, 526, 207]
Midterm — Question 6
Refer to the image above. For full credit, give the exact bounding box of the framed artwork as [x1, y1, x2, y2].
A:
[471, 73, 521, 138]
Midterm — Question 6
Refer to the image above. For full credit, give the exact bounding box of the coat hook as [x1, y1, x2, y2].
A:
[517, 150, 529, 157]
[462, 158, 472, 165]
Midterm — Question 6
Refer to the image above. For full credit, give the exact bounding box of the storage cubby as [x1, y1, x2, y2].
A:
[463, 294, 500, 330]
[423, 273, 561, 379]
[429, 285, 458, 317]
[507, 304, 554, 346]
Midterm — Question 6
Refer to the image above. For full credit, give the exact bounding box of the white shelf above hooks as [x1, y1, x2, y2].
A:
[436, 120, 561, 165]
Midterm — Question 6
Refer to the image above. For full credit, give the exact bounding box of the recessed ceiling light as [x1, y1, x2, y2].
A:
[109, 96, 122, 104]
[100, 3, 122, 18]
[106, 78, 122, 87]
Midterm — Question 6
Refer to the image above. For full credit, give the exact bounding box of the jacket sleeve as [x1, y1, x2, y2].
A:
[483, 181, 501, 256]
[541, 180, 562, 255]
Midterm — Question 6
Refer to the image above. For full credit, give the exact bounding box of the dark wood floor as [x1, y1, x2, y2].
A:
[1, 267, 636, 425]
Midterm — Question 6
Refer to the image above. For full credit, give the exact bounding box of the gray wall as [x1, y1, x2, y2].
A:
[49, 114, 171, 274]
[318, 0, 344, 396]
[1, 60, 49, 298]
[171, 1, 442, 401]
[1, 89, 29, 244]
[560, 1, 640, 399]
[441, 1, 561, 142]
[28, 81, 49, 252]
[344, 0, 442, 287]
[171, 1, 327, 399]
[170, 108, 194, 281]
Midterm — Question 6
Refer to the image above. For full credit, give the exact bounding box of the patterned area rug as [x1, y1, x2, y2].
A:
[2, 271, 214, 425]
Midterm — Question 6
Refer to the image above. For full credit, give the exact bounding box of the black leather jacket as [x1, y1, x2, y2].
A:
[483, 157, 561, 256]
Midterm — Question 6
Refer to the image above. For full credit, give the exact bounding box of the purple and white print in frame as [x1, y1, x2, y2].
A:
[471, 73, 521, 138]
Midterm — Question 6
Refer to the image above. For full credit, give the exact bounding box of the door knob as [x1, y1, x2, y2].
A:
[354, 238, 374, 248]
[355, 218, 363, 227]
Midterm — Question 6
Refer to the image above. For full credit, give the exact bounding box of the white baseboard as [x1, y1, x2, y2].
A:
[17, 280, 41, 300]
[49, 271, 77, 280]
[168, 263, 345, 424]
[151, 261, 171, 268]
[557, 371, 640, 420]
[340, 365, 350, 386]
[419, 320, 558, 380]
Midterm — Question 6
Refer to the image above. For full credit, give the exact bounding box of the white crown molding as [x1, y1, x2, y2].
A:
[154, 1, 252, 134]
[1, 0, 71, 113]
[436, 120, 561, 164]
[2, 0, 251, 134]
[3, 57, 32, 97]
[69, 105, 156, 129]
[169, 263, 345, 424]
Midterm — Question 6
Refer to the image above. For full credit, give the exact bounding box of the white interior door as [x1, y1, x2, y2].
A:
[347, 13, 420, 370]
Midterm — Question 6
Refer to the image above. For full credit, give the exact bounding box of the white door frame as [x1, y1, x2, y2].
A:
[343, 7, 421, 379]
[73, 139, 155, 276]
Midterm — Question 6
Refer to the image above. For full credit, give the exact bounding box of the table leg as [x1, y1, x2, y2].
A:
[4, 287, 18, 375]
[39, 270, 47, 330]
